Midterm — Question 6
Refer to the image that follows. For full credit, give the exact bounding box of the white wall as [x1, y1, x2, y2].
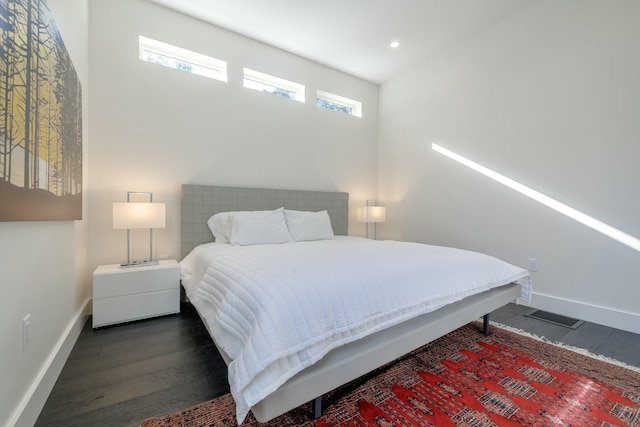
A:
[378, 0, 640, 333]
[0, 0, 90, 426]
[88, 0, 379, 269]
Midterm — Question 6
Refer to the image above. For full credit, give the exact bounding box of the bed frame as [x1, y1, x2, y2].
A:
[180, 184, 522, 422]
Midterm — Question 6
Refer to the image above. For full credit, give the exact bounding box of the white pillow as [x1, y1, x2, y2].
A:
[227, 208, 292, 246]
[207, 212, 235, 243]
[284, 209, 334, 242]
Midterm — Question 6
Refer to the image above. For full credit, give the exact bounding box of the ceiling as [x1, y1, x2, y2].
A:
[147, 0, 536, 84]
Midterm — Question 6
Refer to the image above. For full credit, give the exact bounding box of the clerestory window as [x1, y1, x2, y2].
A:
[139, 36, 227, 82]
[316, 90, 362, 117]
[243, 68, 305, 102]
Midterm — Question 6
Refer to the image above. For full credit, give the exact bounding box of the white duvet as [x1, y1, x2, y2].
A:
[180, 236, 530, 423]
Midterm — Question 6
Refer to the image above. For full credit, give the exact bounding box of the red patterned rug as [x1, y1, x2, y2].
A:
[141, 323, 640, 426]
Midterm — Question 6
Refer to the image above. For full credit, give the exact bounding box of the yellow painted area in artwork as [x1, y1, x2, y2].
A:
[1, 1, 64, 165]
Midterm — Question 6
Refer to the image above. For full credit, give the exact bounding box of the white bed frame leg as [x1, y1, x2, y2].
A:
[483, 313, 490, 336]
[313, 397, 322, 419]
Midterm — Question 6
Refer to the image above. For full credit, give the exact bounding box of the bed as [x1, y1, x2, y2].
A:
[180, 184, 530, 424]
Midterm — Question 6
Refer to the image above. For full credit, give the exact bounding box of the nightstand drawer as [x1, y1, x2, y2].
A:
[92, 259, 180, 328]
[93, 289, 180, 328]
[94, 266, 179, 298]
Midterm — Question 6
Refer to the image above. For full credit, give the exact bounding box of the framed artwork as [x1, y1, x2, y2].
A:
[0, 0, 82, 221]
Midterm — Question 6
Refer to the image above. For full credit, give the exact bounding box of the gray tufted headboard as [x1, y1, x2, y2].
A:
[181, 184, 349, 259]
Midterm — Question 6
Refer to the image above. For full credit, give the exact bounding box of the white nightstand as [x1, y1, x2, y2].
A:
[93, 259, 180, 328]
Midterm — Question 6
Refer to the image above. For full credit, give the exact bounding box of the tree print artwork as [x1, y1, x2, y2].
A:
[1, 0, 82, 221]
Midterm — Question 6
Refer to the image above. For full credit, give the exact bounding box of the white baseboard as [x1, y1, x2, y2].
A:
[529, 292, 640, 335]
[8, 298, 91, 427]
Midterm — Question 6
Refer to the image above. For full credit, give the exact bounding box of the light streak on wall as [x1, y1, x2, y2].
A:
[432, 143, 640, 252]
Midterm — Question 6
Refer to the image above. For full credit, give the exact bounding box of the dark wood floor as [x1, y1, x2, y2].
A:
[35, 303, 229, 427]
[35, 302, 640, 427]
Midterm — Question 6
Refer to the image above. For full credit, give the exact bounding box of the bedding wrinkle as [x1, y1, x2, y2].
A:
[180, 237, 529, 423]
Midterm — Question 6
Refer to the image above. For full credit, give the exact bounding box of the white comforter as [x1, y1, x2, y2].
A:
[180, 236, 530, 423]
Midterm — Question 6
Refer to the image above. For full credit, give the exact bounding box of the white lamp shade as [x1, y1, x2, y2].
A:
[356, 206, 386, 223]
[113, 202, 166, 229]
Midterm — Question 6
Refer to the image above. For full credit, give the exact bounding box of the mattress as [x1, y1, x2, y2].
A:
[180, 236, 530, 422]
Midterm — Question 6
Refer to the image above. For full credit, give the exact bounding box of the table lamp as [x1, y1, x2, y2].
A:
[113, 192, 165, 267]
[357, 200, 386, 240]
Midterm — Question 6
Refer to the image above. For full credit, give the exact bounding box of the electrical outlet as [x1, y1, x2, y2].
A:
[159, 254, 169, 260]
[22, 314, 31, 350]
[528, 258, 539, 272]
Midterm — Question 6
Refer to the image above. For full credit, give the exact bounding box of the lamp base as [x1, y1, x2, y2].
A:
[120, 260, 159, 269]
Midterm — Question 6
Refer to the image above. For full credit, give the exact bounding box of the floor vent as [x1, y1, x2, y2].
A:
[524, 309, 584, 329]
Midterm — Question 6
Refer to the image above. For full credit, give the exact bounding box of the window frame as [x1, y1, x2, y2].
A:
[316, 90, 362, 117]
[138, 35, 228, 82]
[243, 68, 305, 103]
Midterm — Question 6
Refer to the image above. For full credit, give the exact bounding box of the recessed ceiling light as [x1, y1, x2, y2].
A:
[390, 41, 400, 48]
